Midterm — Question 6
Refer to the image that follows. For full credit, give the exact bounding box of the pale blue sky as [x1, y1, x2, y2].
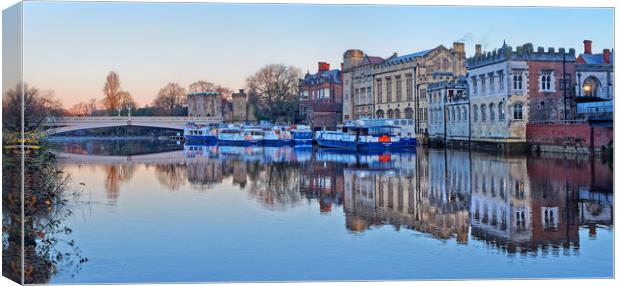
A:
[20, 1, 614, 106]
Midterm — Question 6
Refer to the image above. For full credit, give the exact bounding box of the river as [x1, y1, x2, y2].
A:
[44, 139, 613, 283]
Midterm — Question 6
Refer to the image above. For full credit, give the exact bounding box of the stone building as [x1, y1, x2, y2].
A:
[299, 62, 343, 129]
[575, 40, 614, 119]
[342, 49, 385, 120]
[427, 75, 469, 145]
[372, 43, 466, 140]
[227, 89, 256, 123]
[187, 91, 222, 118]
[467, 43, 575, 149]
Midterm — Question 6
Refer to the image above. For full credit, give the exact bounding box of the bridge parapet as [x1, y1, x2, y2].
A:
[43, 116, 223, 135]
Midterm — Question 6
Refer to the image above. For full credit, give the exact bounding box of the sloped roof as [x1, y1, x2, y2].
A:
[380, 49, 433, 67]
[301, 69, 342, 85]
[577, 52, 614, 65]
[366, 56, 385, 65]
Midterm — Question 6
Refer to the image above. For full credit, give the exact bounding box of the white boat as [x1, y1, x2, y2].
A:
[261, 125, 294, 145]
[184, 122, 218, 142]
[217, 125, 263, 145]
[290, 124, 313, 146]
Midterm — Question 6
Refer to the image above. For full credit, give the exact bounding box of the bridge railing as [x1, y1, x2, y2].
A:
[46, 116, 223, 124]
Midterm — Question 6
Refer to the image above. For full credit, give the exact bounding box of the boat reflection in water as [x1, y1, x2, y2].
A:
[177, 143, 613, 254]
[49, 139, 613, 282]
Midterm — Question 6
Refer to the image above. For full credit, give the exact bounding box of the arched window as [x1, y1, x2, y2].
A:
[583, 76, 601, 97]
[452, 107, 456, 121]
[457, 107, 462, 121]
[473, 105, 478, 122]
[394, 108, 401, 119]
[404, 107, 413, 119]
[498, 102, 505, 121]
[513, 74, 523, 90]
[387, 109, 394, 118]
[481, 104, 487, 121]
[513, 103, 523, 120]
[447, 108, 451, 122]
[489, 103, 496, 121]
[463, 107, 468, 121]
[376, 109, 384, 118]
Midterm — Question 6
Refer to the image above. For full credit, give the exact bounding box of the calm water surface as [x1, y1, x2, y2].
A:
[46, 139, 613, 283]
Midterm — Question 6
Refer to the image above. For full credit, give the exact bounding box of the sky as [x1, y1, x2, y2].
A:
[14, 1, 615, 107]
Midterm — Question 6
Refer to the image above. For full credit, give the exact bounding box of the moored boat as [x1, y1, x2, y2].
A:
[261, 125, 294, 145]
[315, 119, 405, 150]
[184, 122, 218, 142]
[217, 126, 263, 145]
[290, 124, 313, 146]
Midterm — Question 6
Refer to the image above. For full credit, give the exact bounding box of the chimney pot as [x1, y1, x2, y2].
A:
[583, 40, 592, 55]
[318, 62, 330, 72]
[603, 49, 610, 64]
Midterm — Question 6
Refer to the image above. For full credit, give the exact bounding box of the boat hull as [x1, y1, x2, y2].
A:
[185, 135, 218, 142]
[262, 139, 294, 146]
[217, 139, 261, 146]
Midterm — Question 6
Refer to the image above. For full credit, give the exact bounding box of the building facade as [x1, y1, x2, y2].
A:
[226, 89, 257, 123]
[427, 75, 470, 145]
[299, 62, 343, 129]
[372, 43, 466, 140]
[575, 40, 614, 118]
[342, 49, 385, 120]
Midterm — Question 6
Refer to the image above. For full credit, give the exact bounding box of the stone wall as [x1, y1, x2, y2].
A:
[526, 123, 613, 153]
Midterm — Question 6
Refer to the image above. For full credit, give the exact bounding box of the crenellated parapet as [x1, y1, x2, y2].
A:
[467, 43, 576, 69]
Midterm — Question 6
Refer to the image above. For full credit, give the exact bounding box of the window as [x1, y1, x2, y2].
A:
[473, 105, 478, 122]
[480, 75, 486, 93]
[394, 108, 401, 119]
[498, 70, 505, 90]
[489, 73, 495, 92]
[489, 103, 495, 121]
[404, 107, 413, 119]
[513, 103, 523, 120]
[376, 79, 383, 103]
[513, 72, 523, 90]
[540, 70, 554, 92]
[472, 77, 478, 95]
[376, 109, 384, 118]
[395, 76, 402, 101]
[406, 74, 413, 100]
[387, 109, 394, 118]
[463, 107, 467, 121]
[583, 76, 601, 97]
[498, 102, 505, 121]
[386, 77, 392, 102]
[481, 104, 486, 121]
[457, 106, 462, 121]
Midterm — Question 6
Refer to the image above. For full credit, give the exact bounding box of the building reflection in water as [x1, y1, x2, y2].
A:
[55, 140, 613, 256]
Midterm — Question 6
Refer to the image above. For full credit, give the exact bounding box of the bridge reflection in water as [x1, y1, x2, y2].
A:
[53, 141, 613, 256]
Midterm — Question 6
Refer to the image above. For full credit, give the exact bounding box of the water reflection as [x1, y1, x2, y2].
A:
[52, 140, 613, 261]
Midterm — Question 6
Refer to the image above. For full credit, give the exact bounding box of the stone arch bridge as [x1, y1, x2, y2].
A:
[44, 116, 222, 135]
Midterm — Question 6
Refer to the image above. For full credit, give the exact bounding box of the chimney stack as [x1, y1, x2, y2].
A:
[453, 42, 465, 54]
[318, 62, 330, 72]
[475, 44, 482, 56]
[583, 40, 592, 54]
[603, 49, 610, 64]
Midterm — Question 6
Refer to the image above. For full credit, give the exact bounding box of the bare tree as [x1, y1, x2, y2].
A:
[70, 102, 89, 116]
[188, 80, 233, 99]
[152, 82, 186, 116]
[118, 90, 137, 110]
[246, 64, 302, 122]
[2, 83, 63, 132]
[102, 71, 122, 112]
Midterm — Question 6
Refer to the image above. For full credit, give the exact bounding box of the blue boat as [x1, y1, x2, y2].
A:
[315, 120, 406, 150]
[290, 124, 313, 146]
[183, 122, 218, 142]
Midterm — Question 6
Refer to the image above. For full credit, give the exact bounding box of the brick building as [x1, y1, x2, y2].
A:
[467, 42, 575, 149]
[299, 62, 343, 129]
[575, 40, 614, 119]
